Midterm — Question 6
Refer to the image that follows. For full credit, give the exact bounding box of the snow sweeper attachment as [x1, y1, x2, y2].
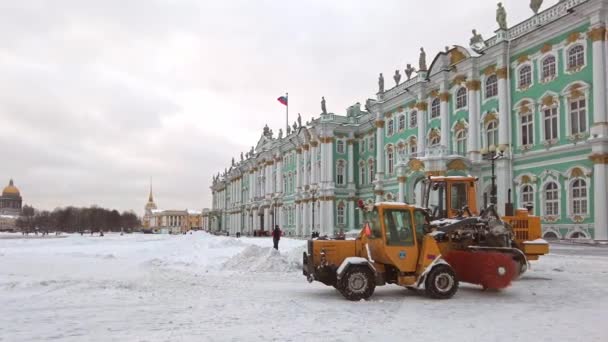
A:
[302, 201, 521, 301]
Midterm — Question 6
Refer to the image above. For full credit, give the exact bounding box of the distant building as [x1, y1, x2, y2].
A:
[0, 179, 22, 232]
[142, 183, 202, 234]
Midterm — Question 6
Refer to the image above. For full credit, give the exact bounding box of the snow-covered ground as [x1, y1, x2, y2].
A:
[1, 232, 607, 342]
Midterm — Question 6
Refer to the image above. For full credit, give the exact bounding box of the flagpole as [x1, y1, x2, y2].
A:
[286, 92, 289, 133]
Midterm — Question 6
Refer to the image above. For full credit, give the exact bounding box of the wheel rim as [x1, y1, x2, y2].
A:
[434, 273, 454, 293]
[348, 272, 368, 293]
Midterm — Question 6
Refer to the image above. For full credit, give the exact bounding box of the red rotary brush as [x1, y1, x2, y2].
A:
[444, 250, 518, 290]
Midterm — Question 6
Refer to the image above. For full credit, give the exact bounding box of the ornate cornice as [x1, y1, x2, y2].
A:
[295, 148, 302, 154]
[588, 26, 606, 42]
[439, 92, 450, 102]
[320, 137, 335, 144]
[346, 139, 356, 145]
[466, 80, 481, 91]
[375, 120, 385, 128]
[374, 190, 385, 196]
[302, 144, 310, 151]
[540, 43, 553, 54]
[451, 74, 467, 87]
[483, 65, 496, 76]
[265, 160, 274, 166]
[397, 176, 407, 183]
[517, 55, 530, 64]
[310, 141, 319, 147]
[566, 31, 582, 44]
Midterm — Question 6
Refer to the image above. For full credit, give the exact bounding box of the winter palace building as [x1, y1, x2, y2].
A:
[204, 0, 608, 240]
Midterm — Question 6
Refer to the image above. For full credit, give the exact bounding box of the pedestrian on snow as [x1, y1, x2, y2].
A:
[272, 225, 281, 250]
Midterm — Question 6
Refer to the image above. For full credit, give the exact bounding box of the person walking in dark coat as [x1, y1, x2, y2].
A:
[272, 225, 281, 250]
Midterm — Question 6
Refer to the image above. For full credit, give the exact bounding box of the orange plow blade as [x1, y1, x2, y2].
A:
[444, 250, 518, 290]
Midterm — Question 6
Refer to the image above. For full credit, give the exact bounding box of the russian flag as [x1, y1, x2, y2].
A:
[277, 96, 288, 106]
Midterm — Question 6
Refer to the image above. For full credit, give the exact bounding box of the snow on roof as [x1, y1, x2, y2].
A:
[524, 238, 548, 245]
[0, 214, 18, 219]
[430, 218, 461, 226]
[187, 209, 202, 215]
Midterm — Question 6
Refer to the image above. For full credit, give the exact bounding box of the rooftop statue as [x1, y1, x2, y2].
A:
[297, 113, 302, 127]
[530, 0, 543, 15]
[419, 47, 427, 71]
[393, 70, 401, 86]
[286, 125, 291, 135]
[405, 64, 416, 80]
[445, 46, 450, 52]
[469, 29, 487, 53]
[321, 96, 327, 115]
[496, 2, 507, 30]
[378, 73, 384, 93]
[231, 157, 235, 166]
[293, 121, 298, 132]
[250, 146, 254, 155]
[263, 124, 270, 137]
[278, 128, 283, 139]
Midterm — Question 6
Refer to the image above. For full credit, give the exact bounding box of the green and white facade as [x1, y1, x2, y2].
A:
[205, 0, 608, 240]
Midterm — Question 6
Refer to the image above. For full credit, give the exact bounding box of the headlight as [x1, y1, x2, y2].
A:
[497, 266, 506, 276]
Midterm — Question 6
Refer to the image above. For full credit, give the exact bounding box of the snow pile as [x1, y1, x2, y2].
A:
[222, 245, 301, 273]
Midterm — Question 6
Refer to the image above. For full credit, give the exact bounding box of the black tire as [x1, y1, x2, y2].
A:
[339, 266, 375, 301]
[514, 258, 528, 280]
[424, 264, 459, 299]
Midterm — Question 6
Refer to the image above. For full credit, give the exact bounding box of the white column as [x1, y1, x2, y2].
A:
[310, 143, 318, 184]
[347, 139, 354, 184]
[302, 147, 309, 186]
[264, 207, 270, 231]
[593, 160, 608, 240]
[497, 64, 510, 147]
[295, 202, 301, 235]
[440, 87, 450, 150]
[327, 200, 335, 236]
[296, 149, 302, 189]
[398, 176, 406, 204]
[348, 200, 355, 230]
[327, 137, 335, 185]
[467, 79, 481, 160]
[591, 25, 608, 136]
[417, 98, 427, 153]
[375, 119, 385, 180]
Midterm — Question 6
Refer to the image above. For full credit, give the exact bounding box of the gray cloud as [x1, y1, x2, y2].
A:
[0, 0, 555, 213]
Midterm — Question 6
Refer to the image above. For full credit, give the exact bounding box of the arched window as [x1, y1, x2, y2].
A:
[359, 162, 366, 185]
[410, 111, 418, 128]
[486, 120, 498, 148]
[398, 115, 405, 131]
[336, 140, 345, 154]
[456, 129, 467, 154]
[359, 138, 365, 153]
[369, 135, 375, 150]
[387, 147, 394, 175]
[485, 75, 498, 98]
[521, 112, 534, 146]
[571, 179, 587, 215]
[409, 138, 418, 155]
[369, 160, 375, 184]
[387, 118, 394, 136]
[567, 45, 585, 70]
[569, 97, 587, 135]
[543, 106, 558, 141]
[519, 65, 532, 88]
[541, 56, 556, 80]
[431, 98, 440, 118]
[337, 202, 345, 225]
[336, 160, 345, 185]
[544, 182, 559, 216]
[521, 185, 534, 208]
[456, 87, 467, 109]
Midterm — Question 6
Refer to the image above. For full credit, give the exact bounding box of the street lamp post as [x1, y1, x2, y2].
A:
[311, 188, 317, 237]
[480, 145, 504, 208]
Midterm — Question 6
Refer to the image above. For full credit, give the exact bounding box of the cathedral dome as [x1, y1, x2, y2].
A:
[2, 179, 20, 198]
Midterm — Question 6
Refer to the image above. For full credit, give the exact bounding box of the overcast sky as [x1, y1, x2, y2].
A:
[0, 0, 558, 214]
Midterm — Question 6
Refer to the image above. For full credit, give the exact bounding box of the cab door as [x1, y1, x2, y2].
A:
[381, 208, 418, 273]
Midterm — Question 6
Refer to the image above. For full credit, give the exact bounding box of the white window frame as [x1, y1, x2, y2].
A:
[387, 118, 394, 137]
[485, 120, 498, 149]
[540, 54, 557, 83]
[521, 184, 534, 208]
[542, 181, 560, 218]
[569, 178, 588, 216]
[359, 162, 366, 185]
[359, 138, 365, 153]
[455, 87, 467, 109]
[520, 111, 534, 147]
[430, 98, 440, 118]
[517, 63, 533, 90]
[566, 44, 586, 72]
[542, 106, 559, 143]
[336, 160, 345, 186]
[337, 140, 345, 154]
[368, 135, 375, 151]
[568, 96, 587, 136]
[409, 110, 418, 128]
[398, 114, 406, 131]
[455, 129, 467, 155]
[485, 75, 498, 99]
[368, 159, 375, 184]
[337, 202, 345, 225]
[386, 146, 394, 175]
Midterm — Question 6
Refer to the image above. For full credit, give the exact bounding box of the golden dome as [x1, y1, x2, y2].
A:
[2, 179, 20, 197]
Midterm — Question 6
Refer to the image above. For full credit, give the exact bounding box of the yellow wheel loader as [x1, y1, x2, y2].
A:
[303, 201, 522, 300]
